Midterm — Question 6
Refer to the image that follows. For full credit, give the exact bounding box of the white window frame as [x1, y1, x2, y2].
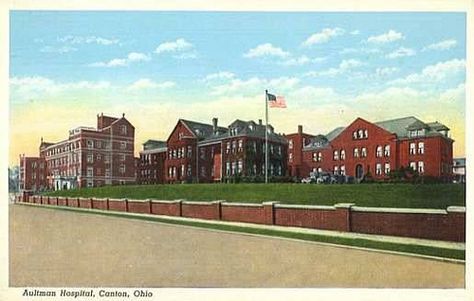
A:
[418, 142, 425, 154]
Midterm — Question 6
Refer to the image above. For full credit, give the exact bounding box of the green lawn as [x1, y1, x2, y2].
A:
[45, 183, 465, 209]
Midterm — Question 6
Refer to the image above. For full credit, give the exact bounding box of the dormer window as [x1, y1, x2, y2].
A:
[249, 124, 254, 131]
[195, 129, 201, 136]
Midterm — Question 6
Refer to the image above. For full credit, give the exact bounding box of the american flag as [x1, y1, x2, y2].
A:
[267, 93, 287, 108]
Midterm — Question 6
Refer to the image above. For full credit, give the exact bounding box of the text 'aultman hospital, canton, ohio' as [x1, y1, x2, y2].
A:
[19, 113, 456, 192]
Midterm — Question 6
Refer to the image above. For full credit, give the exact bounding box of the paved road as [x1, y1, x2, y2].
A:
[9, 204, 464, 288]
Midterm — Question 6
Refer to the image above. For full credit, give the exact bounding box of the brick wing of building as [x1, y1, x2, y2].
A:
[20, 113, 136, 192]
[287, 116, 453, 181]
[138, 118, 288, 184]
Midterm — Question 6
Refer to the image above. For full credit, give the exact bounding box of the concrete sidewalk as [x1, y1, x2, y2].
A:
[16, 202, 465, 263]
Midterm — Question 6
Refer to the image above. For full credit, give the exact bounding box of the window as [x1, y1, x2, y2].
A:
[105, 169, 111, 177]
[340, 149, 345, 160]
[340, 165, 346, 176]
[105, 155, 111, 164]
[226, 142, 231, 153]
[317, 167, 323, 173]
[289, 139, 293, 149]
[120, 141, 127, 150]
[231, 162, 236, 175]
[186, 146, 192, 158]
[418, 161, 424, 173]
[201, 166, 206, 177]
[333, 165, 339, 175]
[232, 141, 236, 153]
[87, 167, 93, 177]
[121, 154, 126, 161]
[353, 131, 357, 139]
[364, 129, 368, 138]
[173, 150, 177, 159]
[270, 164, 274, 176]
[289, 153, 293, 162]
[188, 164, 193, 177]
[333, 150, 339, 161]
[376, 145, 383, 158]
[318, 152, 322, 162]
[253, 164, 257, 175]
[226, 162, 231, 176]
[119, 164, 125, 174]
[87, 140, 93, 149]
[87, 153, 94, 163]
[277, 165, 282, 176]
[418, 142, 425, 154]
[253, 141, 257, 152]
[409, 161, 416, 171]
[384, 163, 390, 174]
[87, 180, 93, 188]
[97, 154, 102, 161]
[96, 140, 102, 148]
[238, 160, 243, 174]
[358, 129, 364, 139]
[200, 148, 205, 159]
[313, 153, 317, 162]
[375, 163, 382, 175]
[409, 143, 416, 155]
[353, 148, 359, 158]
[238, 140, 243, 152]
[178, 132, 183, 140]
[384, 145, 390, 157]
[361, 147, 367, 157]
[181, 164, 185, 178]
[120, 125, 127, 135]
[172, 167, 177, 178]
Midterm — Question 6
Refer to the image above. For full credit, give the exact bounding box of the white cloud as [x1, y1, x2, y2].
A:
[350, 30, 360, 35]
[389, 58, 465, 85]
[204, 72, 236, 82]
[307, 59, 363, 77]
[10, 76, 111, 101]
[367, 30, 404, 43]
[126, 79, 175, 91]
[339, 47, 381, 55]
[40, 46, 78, 54]
[278, 55, 326, 66]
[89, 52, 150, 68]
[302, 27, 345, 47]
[243, 43, 290, 58]
[386, 47, 416, 59]
[375, 67, 399, 77]
[422, 39, 457, 51]
[155, 38, 194, 54]
[210, 76, 299, 96]
[58, 35, 119, 45]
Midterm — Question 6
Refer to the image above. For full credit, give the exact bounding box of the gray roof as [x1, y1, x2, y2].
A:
[143, 139, 167, 150]
[303, 134, 330, 150]
[325, 127, 345, 141]
[180, 119, 227, 140]
[374, 116, 450, 138]
[199, 119, 287, 144]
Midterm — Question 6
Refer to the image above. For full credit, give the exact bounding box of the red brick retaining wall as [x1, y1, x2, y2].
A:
[19, 194, 466, 242]
[221, 204, 266, 224]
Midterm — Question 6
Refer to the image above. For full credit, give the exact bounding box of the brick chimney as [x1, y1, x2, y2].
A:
[298, 125, 303, 134]
[212, 117, 218, 134]
[258, 119, 262, 125]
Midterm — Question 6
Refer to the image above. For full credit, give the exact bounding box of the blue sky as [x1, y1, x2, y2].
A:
[9, 11, 466, 165]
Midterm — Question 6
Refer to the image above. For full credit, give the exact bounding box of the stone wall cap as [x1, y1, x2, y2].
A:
[447, 206, 466, 213]
[182, 201, 212, 205]
[262, 201, 280, 205]
[222, 202, 262, 207]
[352, 206, 447, 215]
[275, 204, 336, 210]
[151, 200, 181, 204]
[334, 203, 355, 209]
[128, 199, 148, 203]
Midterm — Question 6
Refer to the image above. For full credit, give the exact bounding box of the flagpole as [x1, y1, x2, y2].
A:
[265, 90, 268, 184]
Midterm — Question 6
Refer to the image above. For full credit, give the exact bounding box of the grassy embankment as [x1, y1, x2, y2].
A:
[45, 183, 465, 209]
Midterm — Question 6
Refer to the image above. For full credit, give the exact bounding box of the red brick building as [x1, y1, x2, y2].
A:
[19, 155, 48, 192]
[287, 116, 453, 182]
[137, 140, 167, 184]
[19, 113, 136, 192]
[164, 118, 288, 183]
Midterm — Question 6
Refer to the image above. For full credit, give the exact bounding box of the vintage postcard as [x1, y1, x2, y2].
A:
[1, 1, 472, 301]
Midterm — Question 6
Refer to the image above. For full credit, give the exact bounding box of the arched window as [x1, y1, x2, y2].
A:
[361, 147, 367, 157]
[353, 131, 358, 139]
[340, 149, 346, 160]
[333, 150, 339, 160]
[376, 145, 383, 157]
[353, 148, 359, 158]
[384, 145, 390, 157]
[358, 129, 364, 139]
[364, 129, 368, 138]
